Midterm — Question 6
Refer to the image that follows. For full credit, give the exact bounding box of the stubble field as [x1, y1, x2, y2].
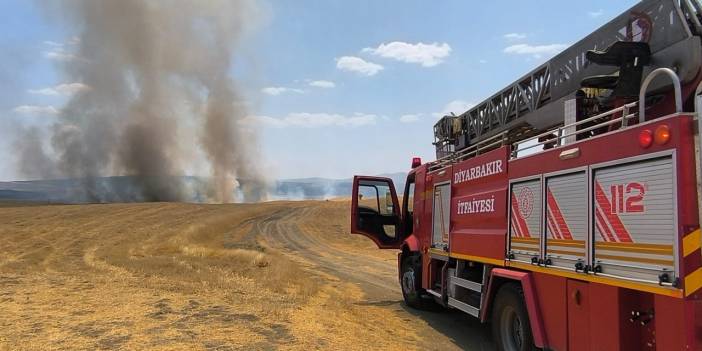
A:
[0, 200, 492, 350]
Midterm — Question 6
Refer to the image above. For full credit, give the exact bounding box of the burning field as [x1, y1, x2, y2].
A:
[0, 200, 492, 350]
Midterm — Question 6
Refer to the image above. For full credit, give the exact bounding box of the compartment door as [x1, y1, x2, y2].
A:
[567, 280, 591, 351]
[592, 156, 676, 283]
[508, 179, 542, 262]
[545, 171, 587, 269]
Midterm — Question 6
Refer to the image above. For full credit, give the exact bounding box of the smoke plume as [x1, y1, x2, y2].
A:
[18, 0, 266, 202]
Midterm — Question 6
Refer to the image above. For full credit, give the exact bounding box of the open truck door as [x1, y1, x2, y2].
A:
[351, 176, 402, 249]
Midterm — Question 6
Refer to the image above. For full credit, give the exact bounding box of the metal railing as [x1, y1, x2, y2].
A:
[432, 68, 686, 167]
[639, 67, 683, 123]
[428, 131, 509, 171]
[511, 102, 639, 158]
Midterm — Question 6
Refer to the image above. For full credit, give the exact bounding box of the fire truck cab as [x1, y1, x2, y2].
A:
[351, 1, 702, 350]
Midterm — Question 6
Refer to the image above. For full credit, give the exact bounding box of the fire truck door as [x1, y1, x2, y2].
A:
[567, 280, 590, 351]
[351, 176, 402, 249]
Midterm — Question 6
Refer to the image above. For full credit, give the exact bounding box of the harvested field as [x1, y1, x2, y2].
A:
[0, 201, 493, 350]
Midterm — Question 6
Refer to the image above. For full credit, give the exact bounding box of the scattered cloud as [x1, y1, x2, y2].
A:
[28, 83, 90, 96]
[503, 43, 567, 58]
[12, 105, 60, 115]
[399, 114, 421, 123]
[43, 40, 64, 47]
[336, 56, 384, 76]
[588, 9, 604, 18]
[261, 86, 304, 96]
[44, 49, 78, 61]
[433, 100, 475, 118]
[503, 33, 527, 41]
[363, 41, 451, 67]
[308, 80, 335, 88]
[244, 112, 378, 128]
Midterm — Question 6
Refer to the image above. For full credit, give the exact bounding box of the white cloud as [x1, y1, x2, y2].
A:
[28, 83, 90, 96]
[363, 41, 451, 67]
[336, 56, 384, 76]
[244, 112, 377, 128]
[433, 100, 475, 118]
[503, 43, 568, 58]
[43, 40, 63, 47]
[308, 80, 335, 88]
[503, 33, 527, 41]
[44, 50, 78, 61]
[399, 114, 420, 123]
[12, 105, 60, 116]
[261, 86, 304, 96]
[588, 9, 604, 18]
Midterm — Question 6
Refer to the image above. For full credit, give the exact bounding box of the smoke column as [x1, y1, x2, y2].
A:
[19, 0, 266, 202]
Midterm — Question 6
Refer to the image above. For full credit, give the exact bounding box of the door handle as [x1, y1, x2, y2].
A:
[572, 289, 582, 306]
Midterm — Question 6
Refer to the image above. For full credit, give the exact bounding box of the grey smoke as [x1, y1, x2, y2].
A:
[17, 0, 266, 202]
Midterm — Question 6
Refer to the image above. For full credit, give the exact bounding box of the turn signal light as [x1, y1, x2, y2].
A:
[654, 124, 671, 145]
[411, 157, 422, 168]
[638, 129, 653, 148]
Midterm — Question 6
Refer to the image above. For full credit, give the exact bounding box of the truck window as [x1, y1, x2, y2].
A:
[357, 182, 396, 237]
[403, 179, 416, 235]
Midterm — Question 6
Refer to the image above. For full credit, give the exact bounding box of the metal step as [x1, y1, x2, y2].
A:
[426, 289, 442, 298]
[448, 297, 480, 318]
[449, 276, 483, 293]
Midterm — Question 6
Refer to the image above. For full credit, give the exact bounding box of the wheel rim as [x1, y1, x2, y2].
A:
[500, 306, 524, 351]
[402, 268, 416, 296]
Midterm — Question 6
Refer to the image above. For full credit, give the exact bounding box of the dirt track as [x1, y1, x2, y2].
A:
[0, 201, 493, 350]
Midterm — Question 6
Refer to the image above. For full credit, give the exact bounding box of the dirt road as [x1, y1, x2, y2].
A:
[0, 201, 493, 350]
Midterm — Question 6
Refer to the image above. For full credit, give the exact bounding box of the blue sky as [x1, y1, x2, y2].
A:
[0, 0, 638, 181]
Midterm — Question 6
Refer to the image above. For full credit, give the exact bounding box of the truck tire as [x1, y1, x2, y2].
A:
[491, 283, 535, 351]
[400, 254, 430, 309]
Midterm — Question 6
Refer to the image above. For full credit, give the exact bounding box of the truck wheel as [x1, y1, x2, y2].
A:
[491, 283, 535, 351]
[400, 254, 429, 309]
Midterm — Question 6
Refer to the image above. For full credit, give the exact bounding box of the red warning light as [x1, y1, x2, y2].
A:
[411, 157, 421, 168]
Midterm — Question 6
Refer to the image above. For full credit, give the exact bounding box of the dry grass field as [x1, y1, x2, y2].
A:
[0, 200, 492, 350]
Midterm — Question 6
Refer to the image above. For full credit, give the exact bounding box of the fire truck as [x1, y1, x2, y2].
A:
[351, 1, 702, 350]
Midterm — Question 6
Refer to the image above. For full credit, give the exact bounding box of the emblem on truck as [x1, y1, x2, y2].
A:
[517, 187, 534, 218]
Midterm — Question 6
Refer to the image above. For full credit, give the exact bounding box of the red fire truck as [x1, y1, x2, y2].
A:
[351, 1, 702, 350]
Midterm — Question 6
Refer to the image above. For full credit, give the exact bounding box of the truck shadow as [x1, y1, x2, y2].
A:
[401, 305, 496, 350]
[357, 299, 496, 350]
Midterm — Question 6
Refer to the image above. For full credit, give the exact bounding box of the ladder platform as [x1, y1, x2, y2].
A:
[426, 289, 442, 298]
[449, 276, 483, 293]
[448, 297, 480, 318]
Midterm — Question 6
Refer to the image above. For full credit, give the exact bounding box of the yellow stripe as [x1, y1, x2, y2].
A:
[507, 261, 683, 298]
[549, 239, 586, 244]
[429, 248, 449, 257]
[547, 249, 584, 256]
[685, 267, 702, 296]
[512, 238, 539, 243]
[450, 252, 505, 266]
[548, 241, 586, 248]
[595, 254, 673, 266]
[595, 242, 673, 250]
[510, 245, 539, 252]
[595, 243, 673, 255]
[683, 229, 701, 257]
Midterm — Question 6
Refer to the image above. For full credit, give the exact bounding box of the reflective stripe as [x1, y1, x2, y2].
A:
[685, 267, 702, 297]
[683, 229, 701, 257]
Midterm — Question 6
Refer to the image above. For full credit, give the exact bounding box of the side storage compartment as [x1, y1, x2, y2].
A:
[508, 177, 542, 263]
[545, 170, 588, 270]
[592, 154, 677, 284]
